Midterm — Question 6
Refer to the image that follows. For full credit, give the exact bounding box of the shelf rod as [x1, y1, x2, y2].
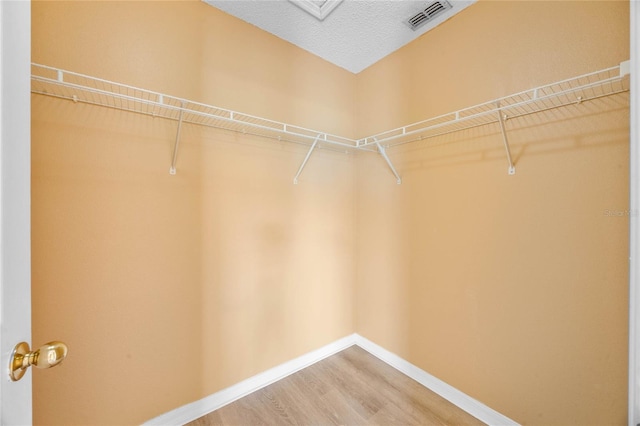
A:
[169, 102, 186, 175]
[359, 66, 626, 148]
[496, 102, 516, 175]
[30, 61, 629, 162]
[30, 66, 361, 151]
[373, 138, 402, 184]
[383, 87, 629, 150]
[293, 134, 322, 184]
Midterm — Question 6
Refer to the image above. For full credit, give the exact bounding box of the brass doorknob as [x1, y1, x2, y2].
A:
[9, 341, 68, 382]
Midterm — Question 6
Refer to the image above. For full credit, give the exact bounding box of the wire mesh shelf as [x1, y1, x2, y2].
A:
[356, 61, 631, 149]
[31, 61, 630, 180]
[31, 63, 360, 152]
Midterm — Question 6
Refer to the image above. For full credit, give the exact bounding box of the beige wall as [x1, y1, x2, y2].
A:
[31, 1, 630, 425]
[355, 1, 630, 425]
[31, 1, 355, 424]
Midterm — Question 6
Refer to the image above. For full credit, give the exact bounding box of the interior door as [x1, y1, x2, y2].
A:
[0, 1, 32, 424]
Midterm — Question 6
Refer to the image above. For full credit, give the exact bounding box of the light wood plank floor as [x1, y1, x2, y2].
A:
[187, 345, 486, 425]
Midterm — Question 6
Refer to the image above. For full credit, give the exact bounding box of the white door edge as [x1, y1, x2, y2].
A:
[0, 0, 32, 424]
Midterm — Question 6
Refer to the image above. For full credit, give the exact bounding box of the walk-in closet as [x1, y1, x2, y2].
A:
[21, 1, 634, 424]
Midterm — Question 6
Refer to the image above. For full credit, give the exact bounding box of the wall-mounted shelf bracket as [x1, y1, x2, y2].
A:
[169, 102, 186, 175]
[496, 102, 516, 175]
[374, 138, 402, 184]
[293, 134, 322, 184]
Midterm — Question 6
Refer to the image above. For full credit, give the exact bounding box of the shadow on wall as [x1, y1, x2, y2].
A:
[194, 124, 356, 397]
[359, 92, 630, 425]
[31, 94, 357, 425]
[385, 93, 631, 176]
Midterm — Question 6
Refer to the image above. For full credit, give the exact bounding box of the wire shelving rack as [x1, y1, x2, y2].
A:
[31, 61, 630, 182]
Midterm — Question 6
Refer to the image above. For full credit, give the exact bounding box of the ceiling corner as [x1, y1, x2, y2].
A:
[288, 0, 344, 21]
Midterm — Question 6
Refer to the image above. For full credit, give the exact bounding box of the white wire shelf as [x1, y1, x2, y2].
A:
[356, 60, 631, 149]
[31, 64, 361, 153]
[31, 61, 630, 180]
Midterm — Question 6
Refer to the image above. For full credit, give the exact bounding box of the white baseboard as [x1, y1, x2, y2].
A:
[352, 334, 520, 426]
[143, 334, 357, 425]
[144, 333, 519, 426]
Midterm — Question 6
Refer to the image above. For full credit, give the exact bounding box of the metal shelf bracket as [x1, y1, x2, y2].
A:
[293, 134, 322, 184]
[169, 102, 186, 175]
[374, 138, 402, 184]
[496, 102, 516, 175]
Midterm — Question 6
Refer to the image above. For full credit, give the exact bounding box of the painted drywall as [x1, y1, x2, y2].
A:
[31, 0, 631, 425]
[31, 1, 356, 424]
[355, 1, 630, 425]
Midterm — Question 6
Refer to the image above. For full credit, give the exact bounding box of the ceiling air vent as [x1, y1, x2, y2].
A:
[407, 1, 452, 31]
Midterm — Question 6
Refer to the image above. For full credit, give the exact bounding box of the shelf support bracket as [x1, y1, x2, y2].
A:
[169, 102, 186, 175]
[496, 102, 516, 175]
[293, 134, 322, 184]
[374, 138, 402, 184]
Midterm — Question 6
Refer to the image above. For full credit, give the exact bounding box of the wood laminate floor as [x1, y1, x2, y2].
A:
[187, 345, 486, 426]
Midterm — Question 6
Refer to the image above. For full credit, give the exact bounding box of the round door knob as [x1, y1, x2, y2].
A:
[9, 341, 68, 382]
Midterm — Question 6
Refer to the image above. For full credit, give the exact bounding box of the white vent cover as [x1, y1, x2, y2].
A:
[407, 1, 453, 31]
[288, 0, 344, 21]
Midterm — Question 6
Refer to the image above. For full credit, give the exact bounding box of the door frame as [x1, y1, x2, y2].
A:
[0, 0, 32, 424]
[630, 1, 640, 425]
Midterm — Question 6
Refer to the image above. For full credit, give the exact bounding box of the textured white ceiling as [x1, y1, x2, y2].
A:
[203, 0, 476, 74]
